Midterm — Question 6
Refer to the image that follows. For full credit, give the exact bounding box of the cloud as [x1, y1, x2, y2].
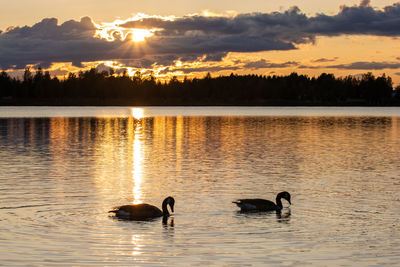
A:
[307, 2, 400, 36]
[326, 61, 400, 70]
[49, 69, 69, 77]
[0, 17, 147, 69]
[162, 59, 300, 74]
[243, 59, 298, 69]
[2, 1, 400, 70]
[161, 65, 241, 74]
[311, 57, 338, 63]
[360, 0, 371, 7]
[298, 60, 400, 70]
[297, 65, 321, 69]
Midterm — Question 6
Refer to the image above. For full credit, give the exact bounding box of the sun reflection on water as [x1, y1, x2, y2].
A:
[131, 108, 144, 119]
[132, 118, 143, 204]
[130, 234, 143, 256]
[2, 113, 400, 266]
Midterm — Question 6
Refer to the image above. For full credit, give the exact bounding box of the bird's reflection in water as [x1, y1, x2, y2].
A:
[163, 216, 175, 238]
[236, 208, 291, 223]
[276, 208, 291, 223]
[162, 216, 174, 227]
[110, 215, 161, 223]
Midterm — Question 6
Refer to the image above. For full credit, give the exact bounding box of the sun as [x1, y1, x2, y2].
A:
[131, 29, 153, 42]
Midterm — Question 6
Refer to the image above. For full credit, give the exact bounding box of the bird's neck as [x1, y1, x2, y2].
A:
[276, 196, 283, 210]
[162, 199, 170, 216]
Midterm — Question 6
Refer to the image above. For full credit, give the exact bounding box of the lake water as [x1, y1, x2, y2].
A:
[0, 106, 399, 266]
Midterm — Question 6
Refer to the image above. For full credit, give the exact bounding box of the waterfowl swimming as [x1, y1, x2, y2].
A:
[109, 196, 175, 220]
[233, 191, 291, 212]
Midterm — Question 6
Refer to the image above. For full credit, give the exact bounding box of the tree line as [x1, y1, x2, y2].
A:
[1, 67, 399, 105]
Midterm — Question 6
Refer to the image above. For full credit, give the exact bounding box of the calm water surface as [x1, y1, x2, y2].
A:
[0, 107, 399, 266]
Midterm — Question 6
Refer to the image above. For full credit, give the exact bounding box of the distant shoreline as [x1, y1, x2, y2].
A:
[2, 106, 400, 119]
[2, 69, 400, 106]
[1, 99, 399, 107]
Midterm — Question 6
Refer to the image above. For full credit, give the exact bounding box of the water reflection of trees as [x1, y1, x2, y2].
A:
[1, 68, 399, 105]
[1, 116, 397, 165]
[1, 116, 398, 188]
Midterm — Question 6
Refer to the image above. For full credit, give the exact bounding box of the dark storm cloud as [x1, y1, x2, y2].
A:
[1, 1, 400, 70]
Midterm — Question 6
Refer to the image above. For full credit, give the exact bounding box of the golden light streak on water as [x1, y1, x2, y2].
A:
[130, 234, 143, 256]
[132, 119, 144, 204]
[131, 108, 145, 119]
[1, 109, 400, 266]
[175, 116, 184, 173]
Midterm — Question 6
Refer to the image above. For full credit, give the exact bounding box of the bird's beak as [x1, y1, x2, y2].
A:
[170, 205, 174, 213]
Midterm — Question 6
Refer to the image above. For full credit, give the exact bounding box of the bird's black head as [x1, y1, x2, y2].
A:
[279, 191, 291, 205]
[167, 196, 175, 213]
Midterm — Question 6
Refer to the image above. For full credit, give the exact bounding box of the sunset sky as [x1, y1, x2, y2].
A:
[1, 0, 400, 84]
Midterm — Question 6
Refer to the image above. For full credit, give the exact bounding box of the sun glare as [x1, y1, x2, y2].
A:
[131, 29, 153, 42]
[131, 108, 144, 119]
[95, 19, 155, 42]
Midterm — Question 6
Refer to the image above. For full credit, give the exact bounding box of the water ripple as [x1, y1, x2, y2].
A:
[1, 112, 400, 265]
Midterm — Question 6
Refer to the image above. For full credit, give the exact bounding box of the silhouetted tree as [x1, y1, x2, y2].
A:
[1, 68, 398, 106]
[0, 71, 15, 98]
